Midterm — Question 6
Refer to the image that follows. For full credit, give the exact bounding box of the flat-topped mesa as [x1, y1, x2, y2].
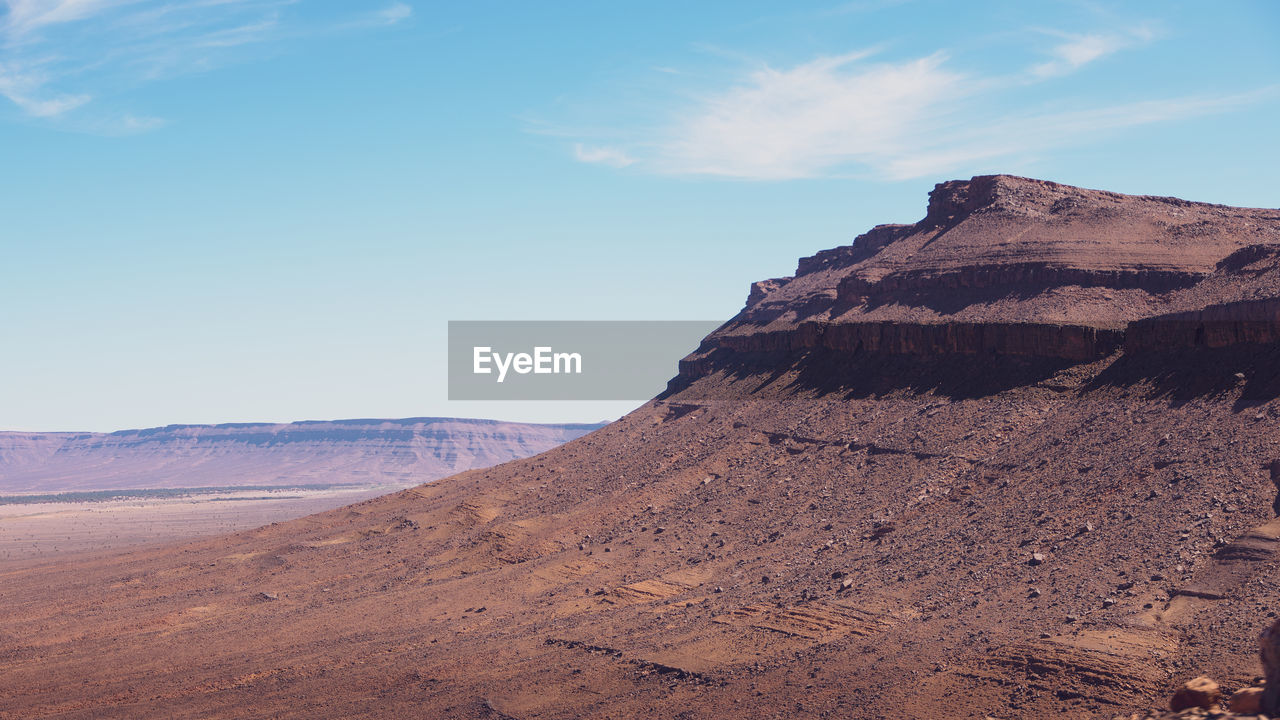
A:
[848, 175, 1275, 302]
[678, 176, 1280, 384]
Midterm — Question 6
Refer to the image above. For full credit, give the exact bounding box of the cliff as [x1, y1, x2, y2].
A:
[676, 175, 1280, 386]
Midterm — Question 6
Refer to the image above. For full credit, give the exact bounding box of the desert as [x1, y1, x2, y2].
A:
[2, 176, 1279, 718]
[0, 417, 602, 562]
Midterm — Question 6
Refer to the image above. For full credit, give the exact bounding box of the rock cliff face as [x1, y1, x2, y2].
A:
[0, 418, 606, 493]
[676, 175, 1280, 384]
[1127, 246, 1280, 352]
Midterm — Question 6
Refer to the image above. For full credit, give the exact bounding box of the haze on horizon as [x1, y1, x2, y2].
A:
[1, 0, 1277, 432]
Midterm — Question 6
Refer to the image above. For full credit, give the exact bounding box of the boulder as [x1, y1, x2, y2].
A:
[1168, 676, 1220, 712]
[1228, 686, 1263, 714]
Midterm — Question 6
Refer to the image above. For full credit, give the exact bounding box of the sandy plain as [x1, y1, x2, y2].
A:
[0, 485, 395, 565]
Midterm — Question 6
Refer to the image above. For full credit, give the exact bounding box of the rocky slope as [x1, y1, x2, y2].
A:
[0, 418, 606, 493]
[1, 176, 1278, 719]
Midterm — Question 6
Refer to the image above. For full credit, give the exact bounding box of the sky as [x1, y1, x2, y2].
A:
[1, 0, 1277, 432]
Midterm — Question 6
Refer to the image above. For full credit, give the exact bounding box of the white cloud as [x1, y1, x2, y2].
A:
[574, 143, 635, 168]
[376, 2, 411, 26]
[1030, 25, 1155, 78]
[654, 50, 963, 179]
[877, 92, 1264, 180]
[2, 88, 90, 116]
[560, 40, 1264, 181]
[0, 63, 90, 116]
[0, 0, 404, 127]
[2, 0, 126, 36]
[118, 112, 164, 132]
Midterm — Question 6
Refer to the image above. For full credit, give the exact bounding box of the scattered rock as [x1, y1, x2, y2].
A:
[1169, 676, 1220, 712]
[1228, 686, 1263, 714]
[257, 591, 278, 601]
[1029, 552, 1045, 566]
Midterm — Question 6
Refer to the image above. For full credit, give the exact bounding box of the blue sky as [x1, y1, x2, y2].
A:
[1, 0, 1277, 431]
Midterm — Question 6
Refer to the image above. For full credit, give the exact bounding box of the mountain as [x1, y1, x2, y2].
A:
[0, 418, 607, 494]
[2, 176, 1279, 719]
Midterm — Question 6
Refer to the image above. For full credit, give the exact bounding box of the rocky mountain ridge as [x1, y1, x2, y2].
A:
[676, 175, 1280, 380]
[0, 417, 606, 493]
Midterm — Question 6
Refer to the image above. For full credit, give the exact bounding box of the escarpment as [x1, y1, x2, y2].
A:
[1127, 246, 1280, 352]
[677, 175, 1280, 387]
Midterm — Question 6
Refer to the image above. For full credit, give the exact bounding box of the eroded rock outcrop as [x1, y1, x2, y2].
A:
[675, 175, 1280, 388]
[1127, 246, 1280, 352]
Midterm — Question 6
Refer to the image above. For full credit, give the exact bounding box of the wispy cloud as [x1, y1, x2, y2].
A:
[877, 91, 1266, 180]
[574, 143, 635, 168]
[1029, 25, 1155, 78]
[0, 62, 90, 116]
[117, 112, 164, 133]
[654, 50, 964, 180]
[375, 2, 411, 26]
[0, 0, 412, 130]
[2, 0, 125, 37]
[553, 31, 1266, 181]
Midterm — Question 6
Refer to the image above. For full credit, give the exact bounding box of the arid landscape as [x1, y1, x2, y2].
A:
[2, 175, 1279, 718]
[0, 418, 603, 561]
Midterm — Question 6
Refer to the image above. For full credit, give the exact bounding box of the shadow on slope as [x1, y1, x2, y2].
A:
[663, 347, 1080, 402]
[1085, 344, 1280, 410]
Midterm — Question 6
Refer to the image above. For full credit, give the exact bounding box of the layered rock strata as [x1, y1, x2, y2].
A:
[677, 175, 1280, 387]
